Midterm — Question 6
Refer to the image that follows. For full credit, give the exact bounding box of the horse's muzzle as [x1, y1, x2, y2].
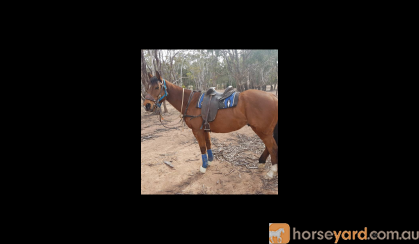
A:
[145, 103, 151, 111]
[143, 99, 156, 112]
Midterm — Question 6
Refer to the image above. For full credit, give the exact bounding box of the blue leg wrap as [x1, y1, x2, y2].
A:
[207, 149, 213, 161]
[202, 154, 208, 168]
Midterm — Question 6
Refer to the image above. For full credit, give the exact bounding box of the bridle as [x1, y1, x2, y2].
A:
[144, 78, 201, 129]
[144, 78, 175, 129]
[145, 79, 168, 110]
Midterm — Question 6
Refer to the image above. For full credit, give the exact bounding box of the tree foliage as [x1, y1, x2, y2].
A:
[141, 49, 278, 95]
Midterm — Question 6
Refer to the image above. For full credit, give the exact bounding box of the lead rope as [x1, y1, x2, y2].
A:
[180, 88, 185, 131]
[156, 107, 180, 130]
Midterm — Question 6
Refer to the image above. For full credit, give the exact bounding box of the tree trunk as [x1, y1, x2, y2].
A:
[141, 50, 150, 100]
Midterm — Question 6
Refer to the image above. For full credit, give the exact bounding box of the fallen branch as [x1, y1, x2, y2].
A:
[246, 165, 258, 169]
[164, 161, 174, 168]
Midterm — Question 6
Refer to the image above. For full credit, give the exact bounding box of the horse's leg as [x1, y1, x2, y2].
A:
[258, 147, 270, 171]
[204, 131, 213, 165]
[192, 129, 208, 173]
[263, 135, 278, 179]
[251, 127, 278, 179]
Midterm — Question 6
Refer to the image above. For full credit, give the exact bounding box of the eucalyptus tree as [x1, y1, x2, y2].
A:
[219, 50, 252, 92]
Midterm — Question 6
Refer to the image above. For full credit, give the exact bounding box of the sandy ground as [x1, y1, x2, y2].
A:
[141, 88, 278, 195]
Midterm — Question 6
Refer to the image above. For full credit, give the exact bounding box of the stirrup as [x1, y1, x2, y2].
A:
[204, 123, 211, 131]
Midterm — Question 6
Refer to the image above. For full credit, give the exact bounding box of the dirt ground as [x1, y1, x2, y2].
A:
[141, 88, 278, 195]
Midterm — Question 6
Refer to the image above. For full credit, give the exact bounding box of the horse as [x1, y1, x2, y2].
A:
[269, 228, 285, 243]
[143, 71, 278, 179]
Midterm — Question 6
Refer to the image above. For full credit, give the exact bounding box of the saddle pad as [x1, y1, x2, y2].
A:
[197, 93, 205, 108]
[196, 92, 239, 109]
[220, 92, 239, 109]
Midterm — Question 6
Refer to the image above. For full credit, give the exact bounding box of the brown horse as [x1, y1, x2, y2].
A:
[143, 71, 278, 179]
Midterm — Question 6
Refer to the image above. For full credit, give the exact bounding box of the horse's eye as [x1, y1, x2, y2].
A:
[155, 87, 159, 90]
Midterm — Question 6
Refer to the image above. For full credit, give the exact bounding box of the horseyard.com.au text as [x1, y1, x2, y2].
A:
[292, 227, 418, 242]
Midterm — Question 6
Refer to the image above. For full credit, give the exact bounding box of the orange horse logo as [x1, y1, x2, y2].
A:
[269, 223, 290, 243]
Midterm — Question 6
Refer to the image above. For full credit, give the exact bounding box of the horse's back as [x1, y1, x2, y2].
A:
[240, 89, 278, 103]
[240, 90, 278, 131]
[209, 89, 277, 134]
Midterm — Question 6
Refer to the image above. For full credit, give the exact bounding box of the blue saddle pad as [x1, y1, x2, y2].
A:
[197, 92, 239, 109]
[197, 93, 204, 108]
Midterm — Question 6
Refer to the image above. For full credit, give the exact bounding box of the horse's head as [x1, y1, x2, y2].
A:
[143, 71, 167, 112]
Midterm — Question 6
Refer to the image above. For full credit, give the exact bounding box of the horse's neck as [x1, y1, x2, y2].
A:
[165, 80, 191, 113]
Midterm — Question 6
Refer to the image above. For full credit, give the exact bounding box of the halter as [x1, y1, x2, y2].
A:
[145, 79, 168, 109]
[156, 79, 168, 107]
[144, 79, 200, 130]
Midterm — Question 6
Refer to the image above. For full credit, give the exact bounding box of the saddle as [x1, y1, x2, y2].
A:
[196, 86, 240, 131]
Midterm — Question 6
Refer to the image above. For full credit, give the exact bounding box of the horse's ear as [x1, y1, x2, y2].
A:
[156, 71, 161, 81]
[148, 72, 153, 79]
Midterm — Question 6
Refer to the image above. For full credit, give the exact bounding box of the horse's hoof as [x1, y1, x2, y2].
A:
[208, 161, 212, 166]
[258, 163, 265, 172]
[265, 169, 278, 179]
[200, 166, 207, 173]
[264, 173, 273, 179]
[264, 170, 276, 179]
